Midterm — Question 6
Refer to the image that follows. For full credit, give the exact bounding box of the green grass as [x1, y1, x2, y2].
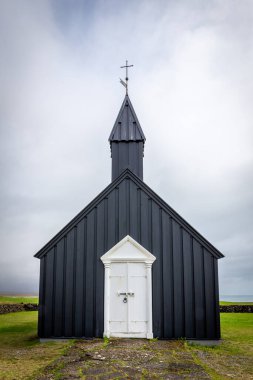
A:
[0, 311, 72, 380]
[0, 311, 252, 379]
[0, 296, 38, 304]
[187, 313, 253, 379]
[220, 313, 253, 354]
[220, 301, 253, 305]
[0, 311, 38, 346]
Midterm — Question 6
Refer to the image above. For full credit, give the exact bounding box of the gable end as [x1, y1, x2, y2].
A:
[34, 169, 223, 259]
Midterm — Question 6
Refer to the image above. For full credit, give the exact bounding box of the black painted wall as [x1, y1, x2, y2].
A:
[111, 141, 144, 181]
[37, 171, 221, 339]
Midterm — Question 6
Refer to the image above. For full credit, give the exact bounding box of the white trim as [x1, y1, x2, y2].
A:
[146, 262, 153, 338]
[103, 263, 110, 338]
[101, 235, 156, 264]
[110, 332, 147, 338]
[101, 235, 156, 339]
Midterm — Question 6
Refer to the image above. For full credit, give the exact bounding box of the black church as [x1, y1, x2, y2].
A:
[35, 84, 224, 340]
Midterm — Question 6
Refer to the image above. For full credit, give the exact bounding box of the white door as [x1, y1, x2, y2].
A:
[100, 235, 156, 339]
[110, 262, 147, 338]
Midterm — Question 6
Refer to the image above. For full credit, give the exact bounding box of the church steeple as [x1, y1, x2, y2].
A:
[109, 94, 146, 181]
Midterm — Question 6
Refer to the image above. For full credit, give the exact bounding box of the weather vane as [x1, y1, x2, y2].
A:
[120, 60, 133, 95]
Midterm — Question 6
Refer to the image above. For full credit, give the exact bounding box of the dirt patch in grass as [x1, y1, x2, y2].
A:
[1, 312, 252, 379]
[36, 339, 210, 379]
[36, 314, 253, 380]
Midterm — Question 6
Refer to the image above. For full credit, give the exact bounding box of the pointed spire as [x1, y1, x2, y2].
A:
[109, 94, 145, 181]
[109, 95, 146, 143]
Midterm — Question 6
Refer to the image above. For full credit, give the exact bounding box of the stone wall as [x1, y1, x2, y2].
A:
[220, 305, 253, 313]
[0, 303, 252, 315]
[0, 303, 38, 314]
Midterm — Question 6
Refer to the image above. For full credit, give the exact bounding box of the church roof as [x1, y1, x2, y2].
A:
[109, 95, 146, 143]
[34, 169, 224, 259]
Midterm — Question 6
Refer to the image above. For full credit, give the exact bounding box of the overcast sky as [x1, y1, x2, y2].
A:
[0, 0, 252, 296]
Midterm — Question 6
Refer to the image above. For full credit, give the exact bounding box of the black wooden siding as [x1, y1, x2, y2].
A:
[38, 172, 221, 339]
[111, 141, 144, 181]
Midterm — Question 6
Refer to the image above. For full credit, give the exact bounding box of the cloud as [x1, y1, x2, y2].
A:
[0, 0, 252, 295]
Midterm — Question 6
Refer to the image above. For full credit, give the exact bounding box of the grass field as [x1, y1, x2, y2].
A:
[0, 312, 72, 380]
[0, 311, 252, 379]
[187, 313, 253, 379]
[220, 301, 253, 305]
[0, 296, 38, 304]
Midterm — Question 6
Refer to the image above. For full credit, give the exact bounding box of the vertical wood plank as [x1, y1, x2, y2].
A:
[193, 239, 205, 338]
[44, 250, 54, 337]
[107, 189, 116, 250]
[162, 214, 174, 338]
[82, 218, 87, 336]
[118, 180, 127, 240]
[38, 257, 45, 337]
[173, 221, 184, 337]
[183, 230, 195, 338]
[151, 201, 161, 337]
[129, 181, 138, 241]
[53, 239, 64, 336]
[64, 230, 75, 336]
[85, 210, 95, 337]
[204, 249, 216, 338]
[214, 258, 221, 339]
[140, 190, 149, 250]
[74, 219, 85, 336]
[95, 201, 105, 337]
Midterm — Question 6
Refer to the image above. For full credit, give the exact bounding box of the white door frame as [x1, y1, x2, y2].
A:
[100, 235, 156, 339]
